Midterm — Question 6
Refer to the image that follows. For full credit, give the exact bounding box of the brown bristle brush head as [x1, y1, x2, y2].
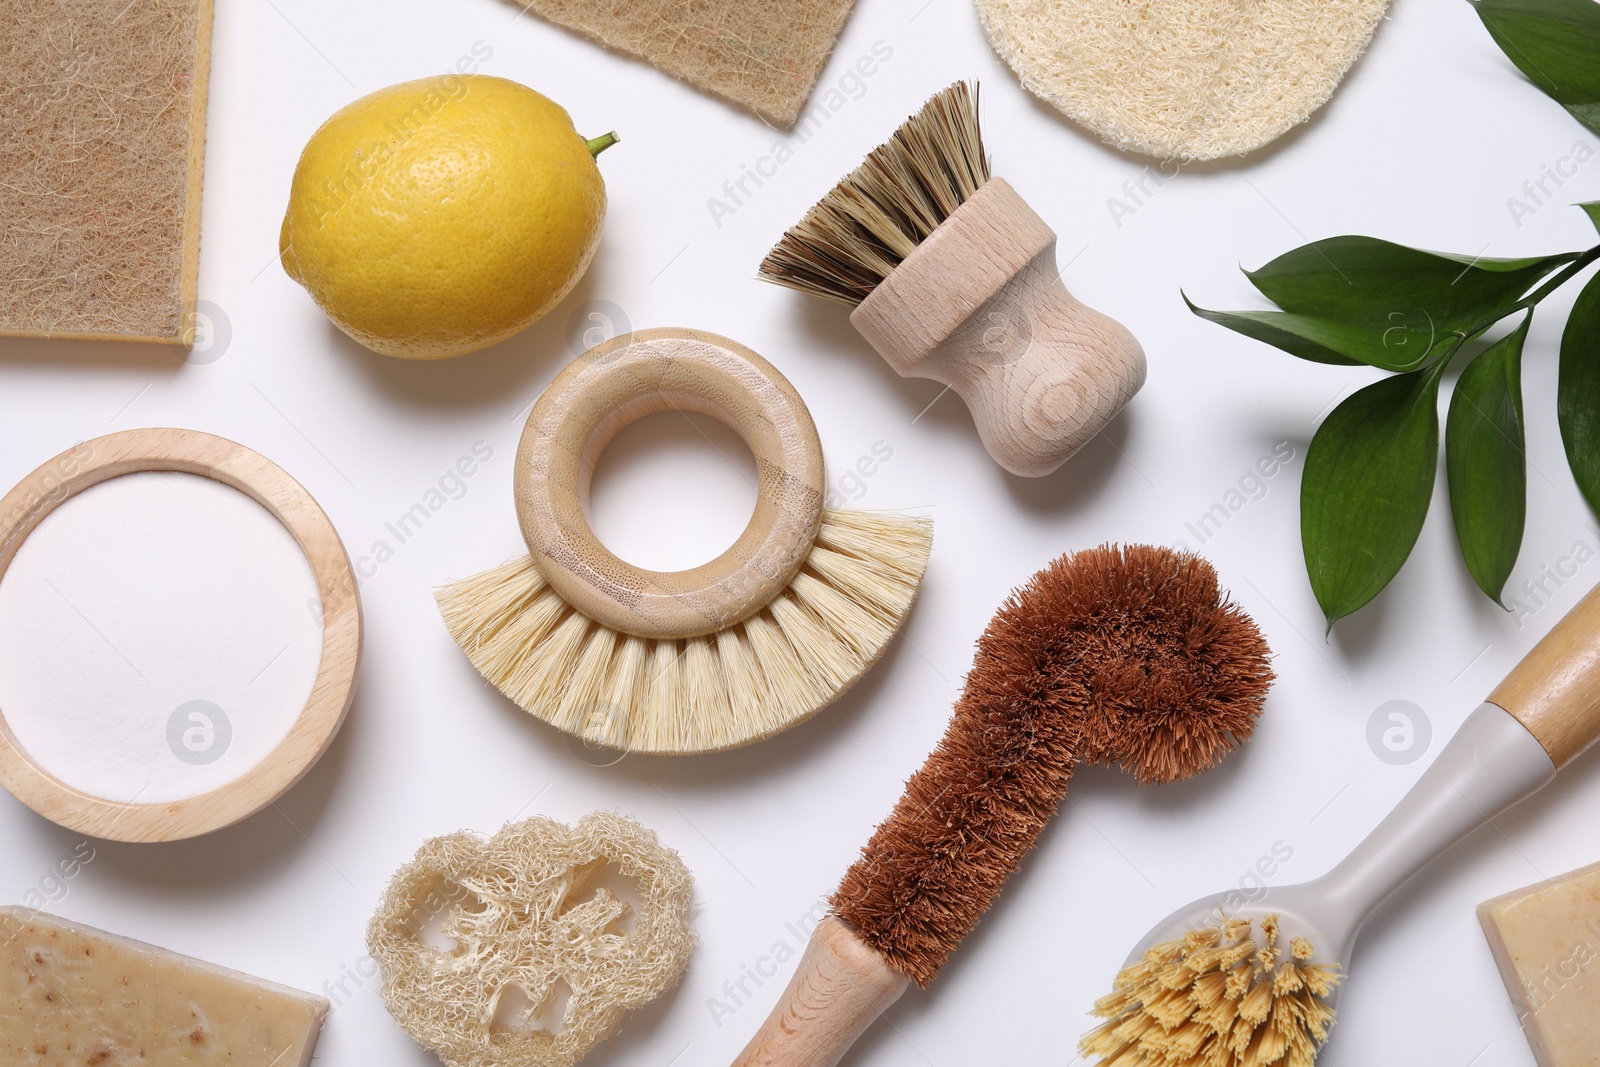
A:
[755, 82, 1146, 479]
[733, 544, 1273, 1066]
[758, 81, 989, 306]
[835, 543, 1273, 984]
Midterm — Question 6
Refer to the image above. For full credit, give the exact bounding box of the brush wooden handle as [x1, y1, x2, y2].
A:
[732, 917, 909, 1067]
[1489, 578, 1600, 768]
[516, 328, 825, 640]
[850, 178, 1145, 478]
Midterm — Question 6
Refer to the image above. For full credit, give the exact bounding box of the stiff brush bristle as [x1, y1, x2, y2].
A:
[1081, 916, 1342, 1067]
[758, 81, 990, 305]
[831, 545, 1273, 986]
[435, 511, 932, 754]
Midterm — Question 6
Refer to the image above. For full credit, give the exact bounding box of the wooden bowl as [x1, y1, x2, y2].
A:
[0, 428, 361, 842]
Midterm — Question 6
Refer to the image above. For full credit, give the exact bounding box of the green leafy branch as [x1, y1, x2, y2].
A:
[1187, 0, 1600, 629]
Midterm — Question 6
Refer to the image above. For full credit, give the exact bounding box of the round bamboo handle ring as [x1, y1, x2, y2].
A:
[515, 328, 825, 640]
[0, 428, 361, 843]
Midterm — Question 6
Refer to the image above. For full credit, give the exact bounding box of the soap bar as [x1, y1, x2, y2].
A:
[1478, 862, 1600, 1067]
[0, 906, 328, 1066]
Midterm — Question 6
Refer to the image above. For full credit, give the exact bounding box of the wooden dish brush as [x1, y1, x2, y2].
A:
[759, 82, 1146, 478]
[436, 327, 932, 755]
[732, 544, 1273, 1065]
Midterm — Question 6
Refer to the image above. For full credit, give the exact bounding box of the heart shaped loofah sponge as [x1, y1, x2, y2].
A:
[974, 0, 1390, 161]
[368, 812, 694, 1067]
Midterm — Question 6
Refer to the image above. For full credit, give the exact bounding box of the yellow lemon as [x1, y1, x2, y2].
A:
[280, 75, 614, 360]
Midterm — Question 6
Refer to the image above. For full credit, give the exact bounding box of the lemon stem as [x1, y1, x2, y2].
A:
[586, 132, 619, 158]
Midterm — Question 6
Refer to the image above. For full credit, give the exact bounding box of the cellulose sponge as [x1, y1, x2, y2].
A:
[498, 0, 857, 128]
[368, 812, 694, 1067]
[974, 0, 1390, 161]
[0, 0, 213, 343]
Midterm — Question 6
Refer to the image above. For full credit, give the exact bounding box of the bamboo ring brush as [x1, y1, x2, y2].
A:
[759, 82, 1146, 478]
[435, 327, 933, 754]
[732, 545, 1273, 1065]
[1083, 577, 1600, 1067]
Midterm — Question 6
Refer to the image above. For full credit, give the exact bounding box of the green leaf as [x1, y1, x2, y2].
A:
[1302, 361, 1449, 627]
[1474, 0, 1600, 137]
[1446, 315, 1530, 603]
[1581, 201, 1600, 235]
[1559, 269, 1600, 515]
[1184, 296, 1361, 365]
[1244, 236, 1575, 368]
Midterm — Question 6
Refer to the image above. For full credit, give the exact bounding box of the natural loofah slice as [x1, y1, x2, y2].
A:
[0, 0, 213, 342]
[497, 0, 857, 127]
[436, 509, 932, 753]
[975, 0, 1390, 160]
[368, 812, 694, 1067]
[1082, 915, 1342, 1067]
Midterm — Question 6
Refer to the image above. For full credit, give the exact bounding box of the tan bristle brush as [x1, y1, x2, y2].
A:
[759, 82, 1146, 478]
[1082, 579, 1600, 1067]
[732, 545, 1273, 1065]
[436, 328, 932, 755]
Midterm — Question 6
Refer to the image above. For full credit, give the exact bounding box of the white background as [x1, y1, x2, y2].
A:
[3, 0, 1600, 1064]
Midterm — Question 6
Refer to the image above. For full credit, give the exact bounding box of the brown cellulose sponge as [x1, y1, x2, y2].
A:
[833, 544, 1274, 986]
[975, 0, 1390, 161]
[368, 812, 694, 1067]
[499, 0, 856, 128]
[0, 0, 213, 343]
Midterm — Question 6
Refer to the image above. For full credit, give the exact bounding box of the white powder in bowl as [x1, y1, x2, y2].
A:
[0, 472, 324, 804]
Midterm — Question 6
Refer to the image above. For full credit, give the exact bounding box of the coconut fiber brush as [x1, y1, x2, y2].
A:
[759, 82, 1146, 478]
[732, 544, 1273, 1065]
[1082, 577, 1600, 1067]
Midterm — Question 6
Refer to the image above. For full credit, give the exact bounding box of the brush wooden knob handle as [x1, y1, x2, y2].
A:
[515, 328, 825, 640]
[1489, 578, 1600, 768]
[732, 917, 909, 1067]
[851, 178, 1146, 478]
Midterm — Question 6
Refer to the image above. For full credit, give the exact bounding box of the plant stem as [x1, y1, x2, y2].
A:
[586, 132, 620, 158]
[1453, 243, 1600, 344]
[1517, 243, 1600, 309]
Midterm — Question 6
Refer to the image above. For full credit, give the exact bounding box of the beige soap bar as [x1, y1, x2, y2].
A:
[0, 906, 328, 1066]
[1478, 862, 1600, 1067]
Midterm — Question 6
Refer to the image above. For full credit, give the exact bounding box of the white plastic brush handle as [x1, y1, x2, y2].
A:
[1308, 702, 1555, 956]
[1306, 577, 1600, 959]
